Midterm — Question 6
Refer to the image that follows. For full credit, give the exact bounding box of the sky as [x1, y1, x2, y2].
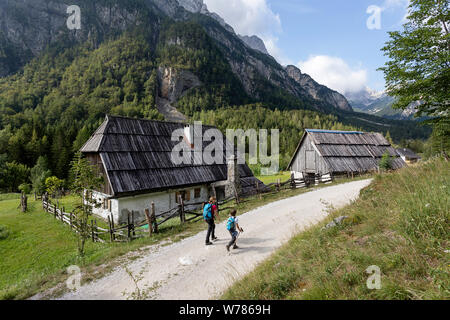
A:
[204, 0, 411, 95]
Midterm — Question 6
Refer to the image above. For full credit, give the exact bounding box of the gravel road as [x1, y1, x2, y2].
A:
[58, 179, 372, 300]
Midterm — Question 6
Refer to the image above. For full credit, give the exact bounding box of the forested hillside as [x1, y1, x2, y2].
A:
[0, 0, 431, 192]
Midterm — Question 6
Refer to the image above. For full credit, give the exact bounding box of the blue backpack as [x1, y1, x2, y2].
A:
[203, 203, 213, 221]
[227, 217, 236, 231]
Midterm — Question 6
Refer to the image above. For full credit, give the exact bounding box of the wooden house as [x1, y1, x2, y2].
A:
[396, 148, 421, 164]
[287, 129, 405, 181]
[81, 115, 262, 224]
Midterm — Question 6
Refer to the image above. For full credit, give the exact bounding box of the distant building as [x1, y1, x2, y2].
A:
[287, 129, 405, 181]
[81, 115, 262, 224]
[396, 148, 421, 164]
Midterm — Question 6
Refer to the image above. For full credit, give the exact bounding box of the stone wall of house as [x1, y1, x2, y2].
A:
[93, 185, 210, 225]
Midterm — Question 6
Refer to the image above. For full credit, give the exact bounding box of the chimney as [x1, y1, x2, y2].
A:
[184, 124, 194, 149]
[226, 155, 241, 197]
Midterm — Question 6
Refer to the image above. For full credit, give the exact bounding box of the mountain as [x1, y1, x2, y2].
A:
[346, 88, 419, 120]
[0, 0, 354, 114]
[345, 87, 386, 110]
[238, 35, 269, 55]
[0, 0, 430, 188]
[286, 65, 353, 112]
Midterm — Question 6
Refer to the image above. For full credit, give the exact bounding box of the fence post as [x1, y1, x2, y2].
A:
[145, 208, 153, 237]
[179, 195, 185, 224]
[110, 214, 115, 241]
[277, 178, 281, 192]
[291, 173, 295, 189]
[131, 211, 136, 238]
[61, 207, 65, 222]
[151, 202, 157, 234]
[107, 215, 113, 242]
[234, 186, 240, 205]
[91, 220, 95, 242]
[69, 212, 73, 229]
[94, 219, 98, 242]
[127, 211, 131, 241]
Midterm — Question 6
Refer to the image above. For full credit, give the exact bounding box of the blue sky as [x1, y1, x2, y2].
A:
[204, 0, 411, 94]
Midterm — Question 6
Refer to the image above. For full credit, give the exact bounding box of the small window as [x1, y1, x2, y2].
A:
[194, 188, 201, 199]
[102, 198, 106, 209]
[176, 190, 191, 203]
[175, 192, 182, 204]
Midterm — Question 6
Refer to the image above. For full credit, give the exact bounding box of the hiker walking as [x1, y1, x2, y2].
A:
[226, 209, 244, 252]
[203, 197, 219, 246]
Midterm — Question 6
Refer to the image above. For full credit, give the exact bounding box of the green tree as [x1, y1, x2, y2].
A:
[69, 152, 103, 257]
[379, 152, 393, 171]
[380, 0, 449, 121]
[30, 156, 52, 195]
[18, 183, 32, 195]
[2, 162, 30, 192]
[380, 0, 449, 155]
[45, 176, 65, 198]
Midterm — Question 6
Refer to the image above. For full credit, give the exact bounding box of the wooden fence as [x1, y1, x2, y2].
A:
[42, 199, 105, 243]
[41, 173, 334, 243]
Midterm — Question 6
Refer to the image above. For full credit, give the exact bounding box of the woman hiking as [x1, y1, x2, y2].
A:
[203, 197, 219, 245]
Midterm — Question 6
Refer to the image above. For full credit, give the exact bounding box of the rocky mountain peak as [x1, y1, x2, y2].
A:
[238, 35, 269, 55]
[177, 0, 206, 13]
[285, 65, 353, 112]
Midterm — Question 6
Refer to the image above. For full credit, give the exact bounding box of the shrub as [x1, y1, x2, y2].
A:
[18, 183, 31, 195]
[379, 152, 393, 171]
[0, 225, 10, 240]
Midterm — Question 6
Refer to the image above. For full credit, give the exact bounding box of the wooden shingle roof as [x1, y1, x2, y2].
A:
[81, 115, 257, 196]
[288, 129, 405, 173]
[396, 148, 421, 160]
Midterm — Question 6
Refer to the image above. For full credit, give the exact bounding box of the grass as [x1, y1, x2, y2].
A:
[256, 172, 292, 185]
[222, 158, 449, 300]
[0, 174, 369, 300]
[0, 194, 23, 201]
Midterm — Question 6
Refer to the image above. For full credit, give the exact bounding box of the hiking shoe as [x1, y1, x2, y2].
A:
[233, 245, 240, 249]
[212, 237, 218, 241]
[205, 242, 213, 246]
[226, 245, 230, 252]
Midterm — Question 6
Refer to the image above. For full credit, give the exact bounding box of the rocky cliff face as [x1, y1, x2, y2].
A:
[238, 35, 269, 55]
[0, 0, 155, 77]
[285, 65, 353, 112]
[156, 66, 202, 122]
[0, 0, 354, 114]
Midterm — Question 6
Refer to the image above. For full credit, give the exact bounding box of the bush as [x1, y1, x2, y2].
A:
[0, 225, 10, 240]
[379, 152, 393, 171]
[18, 183, 31, 195]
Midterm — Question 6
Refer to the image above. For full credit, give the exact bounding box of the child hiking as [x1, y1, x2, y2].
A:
[226, 209, 244, 252]
[203, 197, 219, 246]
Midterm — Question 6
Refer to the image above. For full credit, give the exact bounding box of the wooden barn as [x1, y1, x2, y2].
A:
[287, 129, 405, 181]
[396, 148, 421, 164]
[80, 115, 262, 224]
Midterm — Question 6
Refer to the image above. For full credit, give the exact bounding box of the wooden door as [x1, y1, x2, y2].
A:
[306, 150, 316, 172]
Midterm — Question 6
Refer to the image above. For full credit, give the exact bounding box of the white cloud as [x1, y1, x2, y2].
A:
[204, 0, 287, 62]
[297, 56, 368, 94]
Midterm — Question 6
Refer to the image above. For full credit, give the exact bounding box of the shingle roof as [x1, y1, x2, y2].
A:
[396, 148, 421, 159]
[288, 129, 405, 173]
[81, 115, 257, 196]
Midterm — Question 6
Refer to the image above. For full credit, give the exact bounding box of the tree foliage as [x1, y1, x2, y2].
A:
[45, 176, 64, 198]
[380, 0, 449, 121]
[69, 152, 103, 257]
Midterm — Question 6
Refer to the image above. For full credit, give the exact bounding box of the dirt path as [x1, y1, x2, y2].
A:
[58, 179, 372, 300]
